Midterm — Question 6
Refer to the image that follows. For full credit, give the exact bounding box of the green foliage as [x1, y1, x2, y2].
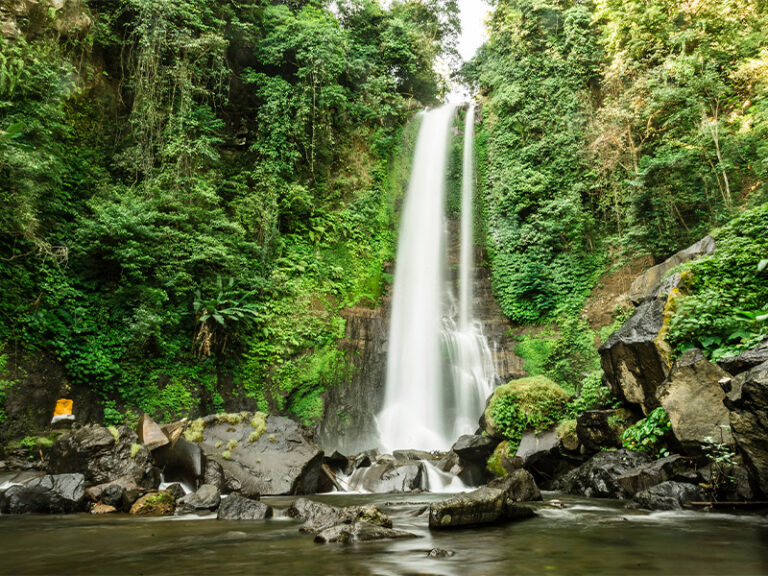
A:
[621, 407, 671, 457]
[701, 434, 738, 500]
[567, 371, 616, 415]
[0, 353, 13, 425]
[488, 376, 570, 452]
[666, 203, 768, 360]
[486, 440, 510, 477]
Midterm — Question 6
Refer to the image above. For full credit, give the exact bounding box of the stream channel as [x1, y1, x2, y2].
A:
[1, 492, 767, 575]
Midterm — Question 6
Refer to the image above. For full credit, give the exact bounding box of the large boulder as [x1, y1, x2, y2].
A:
[630, 481, 706, 511]
[555, 449, 652, 499]
[129, 491, 175, 516]
[137, 413, 169, 451]
[178, 484, 220, 512]
[628, 236, 715, 305]
[599, 276, 680, 413]
[428, 469, 539, 529]
[185, 413, 323, 496]
[48, 425, 159, 488]
[576, 409, 638, 453]
[722, 360, 768, 497]
[616, 455, 691, 497]
[515, 429, 581, 487]
[84, 475, 141, 509]
[217, 494, 272, 520]
[287, 497, 393, 534]
[656, 349, 734, 452]
[452, 435, 499, 464]
[0, 473, 85, 514]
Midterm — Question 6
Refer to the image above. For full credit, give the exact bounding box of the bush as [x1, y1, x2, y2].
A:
[621, 407, 671, 457]
[487, 376, 571, 452]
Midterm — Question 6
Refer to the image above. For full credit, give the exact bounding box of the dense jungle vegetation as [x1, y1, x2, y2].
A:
[1, 0, 767, 432]
[471, 0, 768, 401]
[0, 0, 458, 426]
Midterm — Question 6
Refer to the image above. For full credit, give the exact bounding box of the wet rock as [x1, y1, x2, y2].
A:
[427, 548, 455, 558]
[555, 449, 653, 499]
[428, 469, 539, 529]
[289, 498, 393, 534]
[202, 457, 225, 490]
[90, 502, 117, 515]
[85, 476, 140, 509]
[286, 497, 337, 522]
[191, 413, 323, 496]
[630, 481, 706, 511]
[628, 235, 715, 305]
[344, 451, 375, 475]
[657, 349, 734, 452]
[137, 413, 169, 451]
[722, 360, 768, 497]
[576, 409, 637, 453]
[515, 428, 581, 487]
[163, 482, 187, 501]
[129, 491, 175, 516]
[1, 473, 85, 514]
[178, 484, 220, 512]
[314, 521, 417, 544]
[599, 276, 680, 412]
[217, 494, 272, 520]
[452, 434, 499, 464]
[48, 425, 159, 489]
[616, 455, 691, 496]
[160, 419, 188, 446]
[324, 450, 349, 470]
[718, 339, 768, 376]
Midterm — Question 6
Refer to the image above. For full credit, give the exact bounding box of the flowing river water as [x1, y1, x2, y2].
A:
[1, 492, 766, 575]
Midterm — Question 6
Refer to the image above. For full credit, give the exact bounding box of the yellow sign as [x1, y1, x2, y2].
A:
[53, 398, 73, 417]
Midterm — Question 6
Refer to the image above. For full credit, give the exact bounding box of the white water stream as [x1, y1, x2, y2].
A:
[378, 103, 496, 453]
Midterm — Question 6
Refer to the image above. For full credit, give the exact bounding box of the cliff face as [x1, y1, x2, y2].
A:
[317, 219, 525, 454]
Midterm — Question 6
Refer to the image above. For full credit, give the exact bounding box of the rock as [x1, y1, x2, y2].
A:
[1, 473, 85, 514]
[314, 521, 417, 544]
[90, 502, 117, 515]
[722, 360, 768, 497]
[287, 497, 393, 534]
[129, 491, 175, 516]
[344, 452, 374, 475]
[555, 449, 653, 499]
[190, 413, 323, 496]
[85, 476, 140, 509]
[515, 428, 580, 487]
[324, 450, 349, 469]
[428, 469, 539, 529]
[48, 425, 159, 489]
[576, 409, 637, 453]
[345, 459, 423, 493]
[160, 419, 188, 447]
[452, 434, 499, 464]
[718, 339, 768, 376]
[628, 235, 715, 305]
[616, 455, 691, 496]
[163, 482, 187, 502]
[599, 275, 680, 412]
[427, 548, 455, 558]
[137, 413, 169, 451]
[178, 484, 220, 512]
[657, 349, 734, 451]
[630, 481, 706, 511]
[202, 457, 225, 490]
[152, 437, 202, 489]
[217, 494, 272, 520]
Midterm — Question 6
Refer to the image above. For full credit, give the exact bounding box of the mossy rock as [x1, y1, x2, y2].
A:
[486, 441, 510, 477]
[129, 491, 175, 516]
[483, 376, 570, 441]
[556, 419, 579, 452]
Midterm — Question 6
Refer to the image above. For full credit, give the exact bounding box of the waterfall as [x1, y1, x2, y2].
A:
[378, 102, 496, 453]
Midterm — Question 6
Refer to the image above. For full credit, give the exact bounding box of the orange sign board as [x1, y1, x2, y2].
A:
[53, 398, 73, 417]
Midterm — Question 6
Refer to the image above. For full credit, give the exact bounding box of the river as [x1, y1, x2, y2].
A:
[1, 492, 766, 575]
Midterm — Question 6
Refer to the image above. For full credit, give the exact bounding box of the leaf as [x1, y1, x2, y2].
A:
[213, 314, 225, 326]
[758, 259, 768, 273]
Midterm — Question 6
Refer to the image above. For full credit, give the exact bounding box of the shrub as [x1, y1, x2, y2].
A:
[621, 407, 671, 457]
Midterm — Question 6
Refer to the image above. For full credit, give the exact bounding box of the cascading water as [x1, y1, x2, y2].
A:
[377, 104, 455, 452]
[378, 102, 497, 453]
[442, 103, 497, 442]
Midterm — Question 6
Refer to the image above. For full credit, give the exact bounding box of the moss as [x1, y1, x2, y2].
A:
[130, 491, 175, 516]
[221, 450, 231, 460]
[184, 418, 206, 443]
[556, 419, 578, 451]
[268, 434, 276, 443]
[215, 441, 223, 449]
[130, 443, 142, 459]
[217, 411, 251, 426]
[485, 376, 570, 444]
[248, 412, 267, 443]
[486, 441, 510, 477]
[226, 439, 238, 451]
[106, 425, 120, 444]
